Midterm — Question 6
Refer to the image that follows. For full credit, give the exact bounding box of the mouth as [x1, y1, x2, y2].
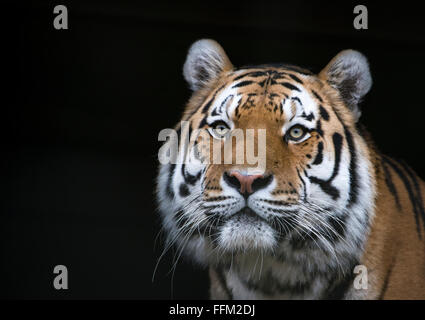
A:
[229, 206, 267, 222]
[214, 206, 277, 252]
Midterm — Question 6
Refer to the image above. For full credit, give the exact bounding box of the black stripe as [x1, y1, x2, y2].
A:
[383, 156, 422, 238]
[308, 133, 343, 200]
[211, 107, 220, 116]
[381, 160, 401, 209]
[378, 256, 396, 300]
[232, 80, 254, 88]
[202, 96, 215, 114]
[181, 164, 202, 185]
[234, 104, 240, 118]
[322, 261, 357, 300]
[329, 133, 343, 180]
[297, 168, 307, 200]
[309, 177, 340, 200]
[316, 119, 324, 137]
[233, 71, 268, 81]
[399, 160, 425, 231]
[211, 94, 234, 116]
[278, 82, 301, 92]
[291, 96, 302, 105]
[288, 73, 303, 84]
[179, 183, 190, 197]
[312, 142, 324, 165]
[279, 99, 285, 114]
[344, 127, 358, 207]
[301, 112, 315, 121]
[220, 94, 233, 113]
[198, 115, 208, 129]
[319, 105, 330, 121]
[204, 196, 230, 202]
[258, 79, 267, 87]
[201, 85, 225, 114]
[312, 90, 323, 102]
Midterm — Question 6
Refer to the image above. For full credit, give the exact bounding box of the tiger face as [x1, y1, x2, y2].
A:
[157, 40, 375, 273]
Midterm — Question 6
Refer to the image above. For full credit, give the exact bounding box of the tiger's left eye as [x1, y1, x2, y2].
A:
[212, 121, 230, 137]
[287, 125, 307, 141]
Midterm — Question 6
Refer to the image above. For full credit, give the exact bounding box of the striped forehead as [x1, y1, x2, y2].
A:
[205, 68, 318, 124]
[281, 88, 318, 126]
[207, 85, 241, 120]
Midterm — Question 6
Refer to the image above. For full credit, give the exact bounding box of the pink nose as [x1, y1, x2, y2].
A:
[229, 171, 264, 194]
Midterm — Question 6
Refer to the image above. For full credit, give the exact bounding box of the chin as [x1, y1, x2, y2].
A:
[215, 211, 278, 253]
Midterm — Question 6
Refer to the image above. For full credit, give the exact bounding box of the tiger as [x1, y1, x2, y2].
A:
[156, 39, 425, 299]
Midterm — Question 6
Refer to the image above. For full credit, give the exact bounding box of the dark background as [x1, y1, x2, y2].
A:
[3, 0, 425, 299]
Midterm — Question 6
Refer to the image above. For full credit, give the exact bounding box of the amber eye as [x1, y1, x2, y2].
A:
[211, 121, 230, 138]
[287, 125, 306, 141]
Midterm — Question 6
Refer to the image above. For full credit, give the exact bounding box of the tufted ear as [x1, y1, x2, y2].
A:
[319, 50, 372, 121]
[183, 39, 233, 91]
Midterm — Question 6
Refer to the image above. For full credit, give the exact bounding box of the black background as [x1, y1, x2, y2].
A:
[4, 0, 425, 299]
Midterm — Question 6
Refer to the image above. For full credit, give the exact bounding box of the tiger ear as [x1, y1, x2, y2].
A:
[319, 50, 372, 121]
[183, 39, 233, 91]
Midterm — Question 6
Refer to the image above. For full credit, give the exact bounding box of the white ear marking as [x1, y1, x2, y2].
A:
[183, 39, 233, 91]
[319, 50, 372, 121]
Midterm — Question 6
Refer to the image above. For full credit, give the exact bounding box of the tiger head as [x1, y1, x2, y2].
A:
[157, 40, 376, 267]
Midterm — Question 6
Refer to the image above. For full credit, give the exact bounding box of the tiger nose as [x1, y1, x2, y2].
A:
[223, 171, 273, 197]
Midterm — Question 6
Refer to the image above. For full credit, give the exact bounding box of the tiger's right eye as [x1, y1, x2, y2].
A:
[286, 125, 308, 142]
